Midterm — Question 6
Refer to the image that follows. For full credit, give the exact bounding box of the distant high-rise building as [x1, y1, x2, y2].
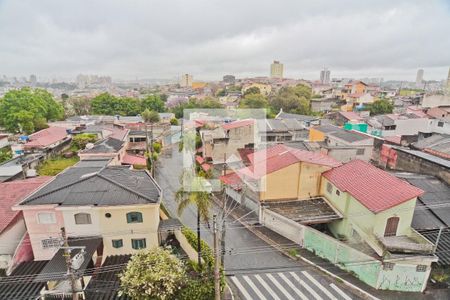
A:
[446, 67, 450, 95]
[29, 74, 37, 85]
[223, 75, 235, 84]
[416, 69, 424, 86]
[270, 61, 284, 79]
[320, 68, 331, 84]
[180, 74, 193, 87]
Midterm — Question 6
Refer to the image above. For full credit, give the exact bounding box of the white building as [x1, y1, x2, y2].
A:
[416, 69, 424, 87]
[270, 61, 284, 79]
[320, 68, 331, 84]
[180, 74, 193, 87]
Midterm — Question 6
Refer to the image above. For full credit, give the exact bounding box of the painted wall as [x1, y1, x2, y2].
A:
[21, 206, 64, 260]
[99, 205, 160, 256]
[0, 219, 26, 269]
[309, 127, 326, 142]
[60, 208, 102, 237]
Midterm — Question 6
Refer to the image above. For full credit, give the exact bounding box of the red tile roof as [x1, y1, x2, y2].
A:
[0, 177, 52, 233]
[323, 160, 424, 213]
[25, 127, 68, 149]
[384, 135, 402, 145]
[195, 155, 205, 165]
[240, 144, 341, 179]
[222, 119, 255, 130]
[201, 163, 211, 172]
[122, 153, 147, 166]
[219, 172, 243, 187]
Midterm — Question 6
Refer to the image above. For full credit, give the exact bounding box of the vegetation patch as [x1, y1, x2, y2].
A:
[37, 155, 79, 176]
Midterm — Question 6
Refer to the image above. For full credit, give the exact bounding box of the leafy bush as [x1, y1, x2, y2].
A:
[153, 142, 162, 153]
[71, 133, 97, 150]
[181, 226, 214, 269]
[170, 118, 179, 125]
[37, 156, 79, 176]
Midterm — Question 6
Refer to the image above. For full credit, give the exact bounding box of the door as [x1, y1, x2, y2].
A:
[384, 217, 399, 237]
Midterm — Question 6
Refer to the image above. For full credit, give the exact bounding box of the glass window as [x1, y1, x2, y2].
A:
[356, 149, 365, 155]
[336, 190, 340, 196]
[112, 239, 123, 248]
[131, 238, 146, 250]
[127, 212, 143, 223]
[42, 238, 61, 249]
[416, 265, 427, 272]
[326, 182, 333, 194]
[438, 121, 444, 127]
[38, 212, 56, 224]
[74, 213, 92, 225]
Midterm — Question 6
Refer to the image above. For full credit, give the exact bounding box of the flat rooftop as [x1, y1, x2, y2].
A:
[264, 197, 342, 225]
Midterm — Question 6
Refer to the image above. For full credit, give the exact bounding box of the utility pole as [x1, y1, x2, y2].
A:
[150, 122, 155, 177]
[434, 227, 444, 254]
[213, 215, 221, 300]
[61, 227, 78, 300]
[220, 153, 227, 266]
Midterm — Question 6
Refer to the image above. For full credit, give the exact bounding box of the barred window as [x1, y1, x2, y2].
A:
[326, 182, 333, 194]
[127, 212, 143, 223]
[383, 262, 395, 271]
[112, 239, 123, 248]
[416, 265, 427, 272]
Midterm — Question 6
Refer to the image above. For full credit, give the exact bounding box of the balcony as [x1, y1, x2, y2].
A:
[377, 229, 435, 255]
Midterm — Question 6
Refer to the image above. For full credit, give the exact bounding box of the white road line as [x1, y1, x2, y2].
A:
[266, 273, 295, 300]
[289, 272, 323, 300]
[302, 271, 338, 300]
[243, 275, 268, 300]
[231, 276, 252, 300]
[254, 274, 281, 300]
[330, 283, 353, 300]
[277, 273, 309, 300]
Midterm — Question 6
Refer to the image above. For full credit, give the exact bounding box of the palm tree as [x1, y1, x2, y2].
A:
[176, 177, 212, 267]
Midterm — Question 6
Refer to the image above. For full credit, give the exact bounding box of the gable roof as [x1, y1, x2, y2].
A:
[0, 177, 52, 234]
[276, 111, 317, 122]
[222, 119, 255, 130]
[339, 111, 363, 121]
[20, 166, 160, 206]
[239, 144, 340, 179]
[323, 160, 424, 213]
[122, 153, 147, 166]
[25, 127, 68, 148]
[80, 137, 124, 154]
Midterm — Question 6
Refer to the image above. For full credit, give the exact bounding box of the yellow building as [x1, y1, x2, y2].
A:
[242, 82, 272, 96]
[270, 60, 284, 79]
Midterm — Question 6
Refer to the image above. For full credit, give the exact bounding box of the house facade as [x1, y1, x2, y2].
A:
[15, 165, 161, 261]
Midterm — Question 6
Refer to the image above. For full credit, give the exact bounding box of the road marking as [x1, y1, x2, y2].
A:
[289, 272, 323, 300]
[277, 273, 309, 300]
[242, 275, 267, 300]
[302, 271, 338, 300]
[254, 274, 281, 300]
[230, 276, 252, 300]
[330, 283, 352, 300]
[266, 273, 295, 300]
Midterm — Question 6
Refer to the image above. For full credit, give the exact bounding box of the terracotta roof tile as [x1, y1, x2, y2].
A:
[122, 153, 147, 166]
[222, 119, 255, 130]
[323, 160, 424, 213]
[25, 127, 68, 148]
[0, 177, 52, 233]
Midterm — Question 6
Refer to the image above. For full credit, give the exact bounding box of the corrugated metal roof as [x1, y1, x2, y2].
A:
[394, 147, 450, 169]
[0, 260, 48, 300]
[421, 229, 450, 266]
[84, 255, 132, 300]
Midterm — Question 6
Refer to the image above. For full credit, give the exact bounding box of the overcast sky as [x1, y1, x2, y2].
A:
[0, 0, 449, 81]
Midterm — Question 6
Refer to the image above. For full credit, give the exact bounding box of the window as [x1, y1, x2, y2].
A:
[127, 212, 143, 223]
[42, 238, 61, 249]
[326, 182, 333, 194]
[336, 190, 340, 196]
[384, 217, 400, 237]
[356, 149, 365, 155]
[37, 212, 56, 224]
[74, 213, 92, 225]
[131, 238, 146, 250]
[416, 265, 427, 272]
[383, 262, 395, 271]
[112, 239, 123, 248]
[438, 121, 444, 127]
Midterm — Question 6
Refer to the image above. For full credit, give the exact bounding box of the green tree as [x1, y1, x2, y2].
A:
[176, 177, 212, 267]
[69, 97, 91, 116]
[119, 247, 186, 300]
[170, 118, 179, 125]
[0, 88, 64, 133]
[239, 93, 269, 109]
[270, 84, 312, 115]
[368, 99, 394, 115]
[91, 93, 141, 116]
[0, 147, 12, 164]
[72, 133, 97, 150]
[142, 109, 160, 124]
[141, 95, 166, 112]
[243, 86, 261, 96]
[170, 97, 224, 118]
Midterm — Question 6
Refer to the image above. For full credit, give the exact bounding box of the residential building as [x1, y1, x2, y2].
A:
[275, 110, 320, 128]
[422, 94, 450, 108]
[14, 164, 162, 260]
[0, 134, 9, 149]
[326, 111, 364, 127]
[270, 60, 284, 79]
[78, 137, 127, 165]
[0, 153, 45, 182]
[411, 133, 450, 159]
[342, 80, 368, 97]
[310, 97, 339, 113]
[23, 127, 71, 154]
[416, 69, 424, 87]
[367, 113, 430, 137]
[73, 124, 129, 141]
[257, 118, 309, 143]
[0, 177, 51, 271]
[242, 82, 272, 96]
[426, 106, 450, 121]
[180, 73, 193, 87]
[320, 68, 331, 84]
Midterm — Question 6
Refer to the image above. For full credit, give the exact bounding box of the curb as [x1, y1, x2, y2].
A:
[212, 195, 380, 300]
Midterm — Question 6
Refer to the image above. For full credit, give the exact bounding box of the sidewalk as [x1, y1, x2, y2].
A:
[213, 194, 449, 300]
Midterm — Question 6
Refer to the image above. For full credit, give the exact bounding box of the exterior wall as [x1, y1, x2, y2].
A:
[0, 219, 26, 269]
[324, 146, 373, 163]
[99, 205, 160, 256]
[422, 94, 450, 108]
[60, 208, 102, 237]
[21, 206, 64, 260]
[427, 107, 450, 120]
[381, 118, 430, 137]
[373, 199, 416, 237]
[261, 207, 435, 292]
[428, 119, 450, 134]
[297, 163, 329, 199]
[0, 137, 9, 149]
[308, 127, 326, 142]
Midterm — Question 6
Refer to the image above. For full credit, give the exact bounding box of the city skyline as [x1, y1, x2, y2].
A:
[0, 0, 449, 81]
